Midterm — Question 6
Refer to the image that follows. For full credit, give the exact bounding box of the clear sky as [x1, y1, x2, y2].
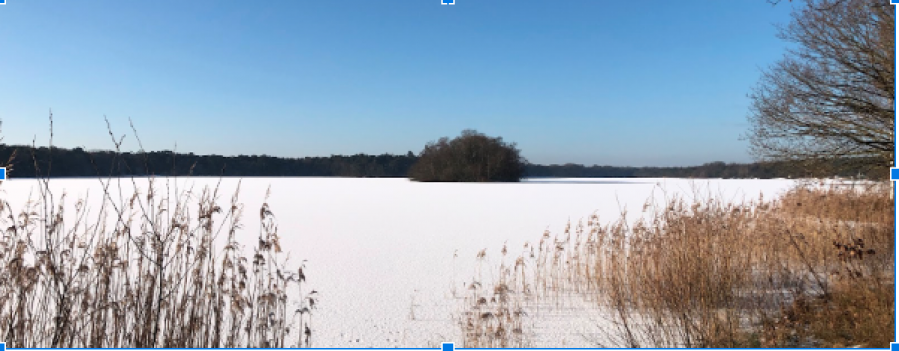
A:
[0, 0, 797, 167]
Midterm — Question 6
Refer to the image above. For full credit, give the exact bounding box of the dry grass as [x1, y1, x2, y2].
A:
[458, 246, 530, 348]
[462, 181, 894, 348]
[0, 117, 315, 348]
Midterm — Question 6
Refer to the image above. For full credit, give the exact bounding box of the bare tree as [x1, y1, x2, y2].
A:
[747, 0, 894, 175]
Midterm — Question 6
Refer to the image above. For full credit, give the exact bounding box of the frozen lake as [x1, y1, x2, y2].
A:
[0, 177, 799, 347]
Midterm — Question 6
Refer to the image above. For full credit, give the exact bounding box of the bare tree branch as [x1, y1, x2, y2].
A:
[747, 0, 894, 175]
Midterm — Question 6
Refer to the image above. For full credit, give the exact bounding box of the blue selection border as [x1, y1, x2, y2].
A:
[893, 2, 899, 351]
[1, 2, 898, 350]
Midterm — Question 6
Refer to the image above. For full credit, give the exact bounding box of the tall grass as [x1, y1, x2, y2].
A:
[461, 181, 894, 348]
[458, 246, 530, 348]
[0, 117, 315, 347]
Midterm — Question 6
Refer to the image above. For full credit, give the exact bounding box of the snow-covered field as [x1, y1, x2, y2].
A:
[0, 177, 800, 347]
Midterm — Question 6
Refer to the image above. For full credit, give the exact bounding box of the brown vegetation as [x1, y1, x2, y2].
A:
[462, 182, 894, 347]
[0, 119, 315, 348]
[458, 246, 530, 348]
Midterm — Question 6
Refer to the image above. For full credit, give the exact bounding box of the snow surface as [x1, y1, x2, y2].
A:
[0, 177, 800, 347]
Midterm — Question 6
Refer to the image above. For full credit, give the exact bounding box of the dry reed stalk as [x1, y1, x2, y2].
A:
[0, 116, 316, 348]
[461, 182, 894, 348]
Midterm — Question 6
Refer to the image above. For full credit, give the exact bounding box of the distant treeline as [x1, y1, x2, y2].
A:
[529, 162, 799, 179]
[0, 144, 879, 179]
[1, 145, 419, 178]
[528, 158, 883, 179]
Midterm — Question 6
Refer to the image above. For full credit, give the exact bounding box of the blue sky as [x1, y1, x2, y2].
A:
[0, 0, 796, 166]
